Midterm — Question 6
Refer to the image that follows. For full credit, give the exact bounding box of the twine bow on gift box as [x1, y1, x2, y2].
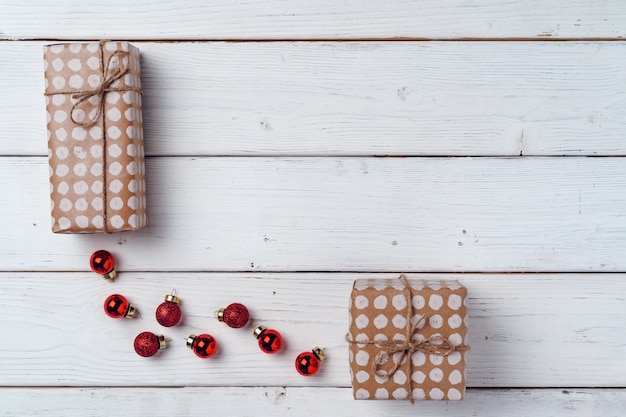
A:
[44, 41, 143, 127]
[368, 316, 468, 378]
[347, 274, 470, 403]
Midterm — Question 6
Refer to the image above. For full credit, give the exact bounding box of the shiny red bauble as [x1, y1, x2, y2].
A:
[295, 347, 325, 376]
[254, 326, 282, 354]
[104, 294, 137, 319]
[156, 293, 182, 327]
[134, 332, 166, 357]
[89, 249, 116, 280]
[186, 333, 218, 358]
[217, 302, 249, 328]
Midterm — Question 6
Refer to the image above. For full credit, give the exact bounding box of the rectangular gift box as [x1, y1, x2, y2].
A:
[348, 276, 469, 401]
[44, 41, 146, 233]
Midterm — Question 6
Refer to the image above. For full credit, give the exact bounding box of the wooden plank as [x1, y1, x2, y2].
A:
[0, 272, 624, 387]
[1, 387, 625, 417]
[3, 41, 626, 157]
[2, 156, 626, 272]
[1, 1, 626, 40]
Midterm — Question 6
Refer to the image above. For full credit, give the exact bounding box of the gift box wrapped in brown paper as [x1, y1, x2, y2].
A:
[44, 41, 146, 233]
[347, 275, 469, 401]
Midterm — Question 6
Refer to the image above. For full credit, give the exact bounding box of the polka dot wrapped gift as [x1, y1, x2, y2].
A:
[348, 275, 469, 401]
[44, 41, 146, 233]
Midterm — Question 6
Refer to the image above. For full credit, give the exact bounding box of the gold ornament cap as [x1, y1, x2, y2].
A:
[186, 334, 197, 349]
[253, 325, 266, 339]
[102, 270, 117, 281]
[312, 347, 325, 361]
[157, 334, 167, 349]
[125, 303, 137, 319]
[164, 294, 180, 304]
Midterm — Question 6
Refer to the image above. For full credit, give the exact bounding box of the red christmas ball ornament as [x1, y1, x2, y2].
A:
[156, 292, 182, 327]
[89, 250, 117, 280]
[217, 302, 249, 328]
[295, 347, 325, 376]
[104, 294, 137, 319]
[253, 325, 283, 354]
[186, 333, 218, 358]
[134, 331, 166, 357]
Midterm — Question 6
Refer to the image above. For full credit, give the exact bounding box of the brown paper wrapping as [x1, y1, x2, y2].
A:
[44, 41, 146, 233]
[348, 277, 469, 401]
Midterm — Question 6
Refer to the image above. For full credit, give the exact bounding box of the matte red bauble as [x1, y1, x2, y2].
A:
[104, 294, 137, 319]
[217, 302, 249, 328]
[295, 347, 325, 376]
[90, 249, 117, 280]
[134, 332, 166, 357]
[186, 333, 218, 358]
[156, 293, 182, 327]
[253, 325, 283, 354]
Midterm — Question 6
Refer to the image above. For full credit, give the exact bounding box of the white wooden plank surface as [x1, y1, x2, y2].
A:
[3, 41, 626, 157]
[3, 2, 626, 416]
[2, 157, 625, 272]
[1, 0, 626, 40]
[1, 273, 624, 387]
[1, 388, 625, 417]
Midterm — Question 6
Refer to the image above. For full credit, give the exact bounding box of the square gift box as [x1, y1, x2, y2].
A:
[348, 276, 469, 401]
[44, 41, 146, 233]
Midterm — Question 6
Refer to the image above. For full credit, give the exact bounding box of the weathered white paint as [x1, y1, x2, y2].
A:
[1, 388, 625, 417]
[0, 273, 624, 387]
[2, 2, 626, 415]
[1, 0, 625, 40]
[3, 41, 626, 157]
[1, 157, 625, 272]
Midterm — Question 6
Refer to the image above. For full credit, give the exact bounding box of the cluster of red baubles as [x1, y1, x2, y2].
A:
[92, 249, 324, 375]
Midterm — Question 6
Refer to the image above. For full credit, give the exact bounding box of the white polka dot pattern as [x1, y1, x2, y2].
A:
[44, 41, 146, 233]
[349, 278, 468, 401]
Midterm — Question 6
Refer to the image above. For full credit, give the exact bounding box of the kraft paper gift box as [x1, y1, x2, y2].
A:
[44, 41, 146, 233]
[347, 275, 469, 401]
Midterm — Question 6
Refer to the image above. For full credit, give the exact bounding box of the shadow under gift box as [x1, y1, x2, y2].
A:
[44, 41, 146, 233]
[348, 276, 469, 401]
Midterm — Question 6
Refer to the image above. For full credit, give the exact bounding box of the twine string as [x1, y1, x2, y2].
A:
[370, 320, 469, 377]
